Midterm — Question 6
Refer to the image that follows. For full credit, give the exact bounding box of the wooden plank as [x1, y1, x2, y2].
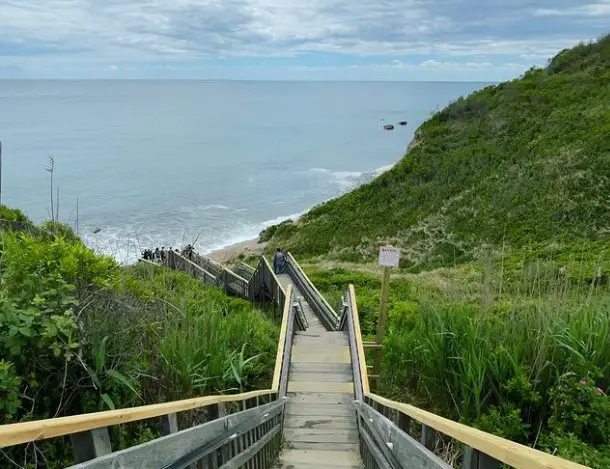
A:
[285, 403, 355, 418]
[289, 371, 353, 382]
[66, 400, 283, 469]
[359, 425, 393, 469]
[271, 284, 293, 391]
[464, 447, 502, 469]
[287, 252, 338, 320]
[356, 401, 451, 469]
[349, 284, 370, 394]
[289, 363, 352, 374]
[161, 413, 179, 436]
[261, 256, 286, 297]
[279, 296, 297, 398]
[288, 381, 354, 394]
[283, 429, 359, 444]
[287, 442, 360, 452]
[287, 393, 354, 405]
[70, 428, 112, 463]
[291, 347, 351, 364]
[280, 449, 361, 467]
[283, 416, 357, 430]
[0, 389, 275, 447]
[365, 393, 591, 469]
[217, 423, 281, 469]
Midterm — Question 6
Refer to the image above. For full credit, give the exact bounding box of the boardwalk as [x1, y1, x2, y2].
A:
[276, 274, 362, 469]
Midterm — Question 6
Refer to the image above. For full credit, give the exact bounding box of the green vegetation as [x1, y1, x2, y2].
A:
[264, 35, 610, 467]
[306, 263, 610, 466]
[268, 35, 610, 272]
[0, 206, 278, 468]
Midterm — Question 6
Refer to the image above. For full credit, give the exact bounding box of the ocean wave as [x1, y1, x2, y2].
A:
[202, 211, 303, 254]
[308, 162, 396, 191]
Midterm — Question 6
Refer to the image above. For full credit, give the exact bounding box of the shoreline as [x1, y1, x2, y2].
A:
[206, 237, 267, 263]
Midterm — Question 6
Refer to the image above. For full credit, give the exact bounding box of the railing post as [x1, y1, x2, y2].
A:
[70, 427, 112, 463]
[421, 424, 436, 451]
[161, 412, 179, 435]
[464, 447, 501, 469]
[397, 411, 411, 435]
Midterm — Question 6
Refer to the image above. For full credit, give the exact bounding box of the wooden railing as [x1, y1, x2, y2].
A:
[166, 250, 285, 314]
[248, 256, 286, 313]
[341, 284, 591, 469]
[0, 284, 304, 469]
[283, 252, 338, 330]
[234, 261, 256, 281]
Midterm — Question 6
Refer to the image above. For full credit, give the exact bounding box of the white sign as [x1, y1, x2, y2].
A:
[378, 246, 400, 268]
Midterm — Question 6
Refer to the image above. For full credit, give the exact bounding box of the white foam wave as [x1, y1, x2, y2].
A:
[202, 211, 303, 254]
[309, 162, 396, 191]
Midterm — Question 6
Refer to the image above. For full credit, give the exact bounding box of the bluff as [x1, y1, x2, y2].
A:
[267, 35, 610, 270]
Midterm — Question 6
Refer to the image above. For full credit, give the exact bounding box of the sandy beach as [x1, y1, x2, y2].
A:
[206, 238, 267, 264]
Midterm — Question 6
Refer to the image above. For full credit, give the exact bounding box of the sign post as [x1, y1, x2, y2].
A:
[373, 246, 400, 390]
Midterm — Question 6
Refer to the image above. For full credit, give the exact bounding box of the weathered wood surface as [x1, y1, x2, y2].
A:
[366, 393, 591, 469]
[275, 272, 361, 468]
[271, 284, 294, 391]
[0, 390, 275, 447]
[356, 401, 451, 469]
[67, 399, 284, 469]
[283, 253, 338, 330]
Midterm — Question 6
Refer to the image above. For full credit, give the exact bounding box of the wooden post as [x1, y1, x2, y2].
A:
[161, 412, 179, 436]
[421, 424, 436, 451]
[70, 427, 112, 463]
[373, 266, 391, 390]
[464, 447, 501, 469]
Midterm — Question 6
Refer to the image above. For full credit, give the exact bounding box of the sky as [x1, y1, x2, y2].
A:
[0, 0, 609, 80]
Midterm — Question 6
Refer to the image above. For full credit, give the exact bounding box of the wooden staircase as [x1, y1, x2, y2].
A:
[275, 273, 362, 468]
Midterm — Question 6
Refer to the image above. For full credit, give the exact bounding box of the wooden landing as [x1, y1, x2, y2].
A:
[275, 274, 362, 469]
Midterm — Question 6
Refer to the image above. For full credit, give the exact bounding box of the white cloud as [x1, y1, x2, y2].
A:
[533, 1, 610, 16]
[0, 0, 607, 78]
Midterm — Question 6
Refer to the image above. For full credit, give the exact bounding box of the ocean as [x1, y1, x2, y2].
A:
[1, 80, 487, 263]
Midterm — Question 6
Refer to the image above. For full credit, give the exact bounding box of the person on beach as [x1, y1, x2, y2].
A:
[273, 248, 286, 274]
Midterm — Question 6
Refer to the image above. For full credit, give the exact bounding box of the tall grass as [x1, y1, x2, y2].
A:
[305, 259, 610, 463]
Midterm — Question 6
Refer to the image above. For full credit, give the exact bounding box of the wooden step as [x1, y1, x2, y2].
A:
[283, 416, 357, 430]
[283, 429, 359, 444]
[285, 442, 361, 452]
[287, 392, 354, 405]
[291, 347, 351, 364]
[285, 402, 355, 417]
[289, 371, 353, 382]
[288, 381, 354, 394]
[277, 449, 361, 468]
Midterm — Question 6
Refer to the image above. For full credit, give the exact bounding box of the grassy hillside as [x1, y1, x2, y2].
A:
[0, 206, 279, 468]
[261, 35, 610, 467]
[268, 35, 610, 271]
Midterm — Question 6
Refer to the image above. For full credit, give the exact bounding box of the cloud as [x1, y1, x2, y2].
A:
[533, 1, 610, 17]
[0, 0, 608, 78]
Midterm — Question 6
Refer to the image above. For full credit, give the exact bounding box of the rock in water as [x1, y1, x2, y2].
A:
[384, 124, 395, 130]
[398, 121, 408, 126]
[93, 228, 101, 234]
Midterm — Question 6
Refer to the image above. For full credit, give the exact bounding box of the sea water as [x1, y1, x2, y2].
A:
[0, 80, 488, 263]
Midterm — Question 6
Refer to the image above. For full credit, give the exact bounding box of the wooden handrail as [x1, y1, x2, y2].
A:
[365, 393, 590, 469]
[348, 284, 370, 394]
[271, 284, 293, 390]
[0, 390, 275, 448]
[261, 255, 286, 296]
[286, 252, 337, 319]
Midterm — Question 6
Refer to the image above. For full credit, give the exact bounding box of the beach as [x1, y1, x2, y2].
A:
[206, 238, 266, 263]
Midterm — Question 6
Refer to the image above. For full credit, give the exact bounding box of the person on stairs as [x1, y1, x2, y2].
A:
[273, 248, 286, 274]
